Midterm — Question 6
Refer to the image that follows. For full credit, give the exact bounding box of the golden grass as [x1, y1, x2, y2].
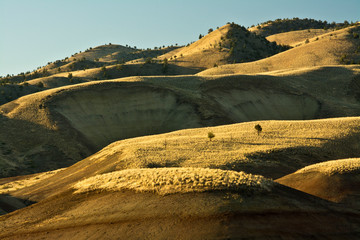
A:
[295, 158, 360, 176]
[266, 29, 331, 47]
[73, 167, 274, 195]
[75, 117, 360, 179]
[199, 25, 360, 75]
[0, 169, 64, 194]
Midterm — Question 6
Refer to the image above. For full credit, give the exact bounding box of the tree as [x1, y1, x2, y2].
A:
[208, 132, 215, 141]
[145, 57, 152, 64]
[37, 82, 44, 88]
[255, 124, 262, 136]
[162, 58, 168, 73]
[68, 73, 73, 79]
[199, 34, 203, 39]
[208, 28, 213, 34]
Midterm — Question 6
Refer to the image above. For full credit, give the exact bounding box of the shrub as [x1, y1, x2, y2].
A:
[145, 57, 152, 64]
[37, 82, 44, 88]
[208, 132, 215, 141]
[68, 73, 73, 79]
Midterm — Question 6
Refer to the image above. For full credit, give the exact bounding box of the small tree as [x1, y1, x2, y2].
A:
[208, 28, 213, 34]
[208, 132, 215, 141]
[162, 58, 168, 73]
[145, 57, 152, 64]
[68, 73, 73, 79]
[255, 124, 262, 136]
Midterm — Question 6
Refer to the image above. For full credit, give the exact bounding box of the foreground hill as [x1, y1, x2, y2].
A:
[277, 158, 360, 210]
[199, 25, 360, 75]
[1, 65, 360, 177]
[1, 116, 360, 204]
[1, 167, 359, 239]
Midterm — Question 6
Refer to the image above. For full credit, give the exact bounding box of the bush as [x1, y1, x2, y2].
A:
[37, 82, 44, 88]
[208, 132, 215, 141]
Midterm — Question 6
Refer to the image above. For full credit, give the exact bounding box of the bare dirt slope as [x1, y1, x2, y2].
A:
[0, 168, 359, 240]
[199, 25, 360, 75]
[1, 66, 360, 177]
[276, 158, 360, 209]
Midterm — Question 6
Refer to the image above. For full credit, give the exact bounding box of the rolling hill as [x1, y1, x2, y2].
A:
[1, 65, 360, 177]
[157, 23, 289, 70]
[199, 24, 360, 75]
[1, 167, 360, 239]
[276, 158, 360, 209]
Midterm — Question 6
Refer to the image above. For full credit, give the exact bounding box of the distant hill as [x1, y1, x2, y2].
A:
[266, 29, 331, 47]
[158, 23, 289, 70]
[200, 24, 360, 75]
[249, 17, 351, 37]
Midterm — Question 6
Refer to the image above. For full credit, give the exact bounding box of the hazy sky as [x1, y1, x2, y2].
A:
[1, 0, 359, 76]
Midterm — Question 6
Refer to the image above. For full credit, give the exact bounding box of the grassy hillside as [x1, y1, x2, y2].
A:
[199, 25, 360, 75]
[266, 28, 331, 47]
[249, 18, 350, 37]
[1, 116, 360, 203]
[1, 66, 360, 177]
[1, 174, 359, 239]
[157, 23, 289, 70]
[1, 119, 360, 238]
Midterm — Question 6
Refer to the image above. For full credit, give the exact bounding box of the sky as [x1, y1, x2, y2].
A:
[1, 0, 359, 76]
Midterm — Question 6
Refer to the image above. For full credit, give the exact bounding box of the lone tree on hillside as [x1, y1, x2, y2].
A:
[208, 132, 215, 141]
[255, 124, 262, 136]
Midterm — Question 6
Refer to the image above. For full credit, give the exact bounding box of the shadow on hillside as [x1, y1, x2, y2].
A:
[0, 194, 36, 215]
[0, 114, 93, 178]
[219, 131, 360, 179]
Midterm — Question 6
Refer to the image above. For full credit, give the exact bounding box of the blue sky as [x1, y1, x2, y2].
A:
[1, 0, 359, 76]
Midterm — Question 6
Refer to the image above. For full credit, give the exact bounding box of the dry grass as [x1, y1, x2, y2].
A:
[295, 158, 360, 176]
[0, 169, 64, 194]
[199, 25, 360, 75]
[74, 116, 360, 180]
[73, 167, 273, 195]
[266, 29, 331, 47]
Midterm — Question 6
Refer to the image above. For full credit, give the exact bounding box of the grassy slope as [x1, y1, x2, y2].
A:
[199, 25, 360, 75]
[1, 65, 360, 177]
[1, 120, 360, 239]
[266, 29, 331, 47]
[1, 116, 360, 202]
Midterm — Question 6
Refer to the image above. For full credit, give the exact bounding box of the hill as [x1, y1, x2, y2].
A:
[1, 116, 360, 204]
[266, 28, 331, 47]
[1, 167, 360, 239]
[276, 158, 360, 209]
[157, 23, 289, 70]
[249, 17, 350, 37]
[1, 65, 360, 177]
[199, 25, 360, 75]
